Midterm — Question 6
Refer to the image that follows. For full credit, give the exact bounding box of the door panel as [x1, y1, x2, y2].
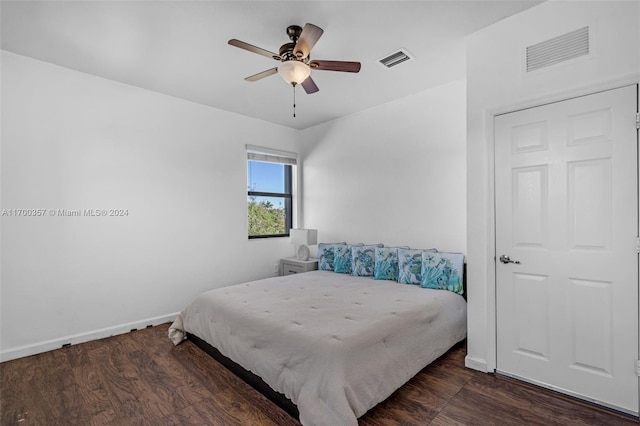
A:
[569, 278, 612, 376]
[513, 272, 549, 360]
[512, 165, 548, 247]
[568, 159, 611, 250]
[495, 85, 639, 414]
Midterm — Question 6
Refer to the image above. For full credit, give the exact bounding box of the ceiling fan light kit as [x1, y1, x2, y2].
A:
[228, 23, 361, 117]
[278, 61, 310, 85]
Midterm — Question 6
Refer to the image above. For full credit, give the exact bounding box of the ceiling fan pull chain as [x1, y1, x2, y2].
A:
[292, 83, 296, 118]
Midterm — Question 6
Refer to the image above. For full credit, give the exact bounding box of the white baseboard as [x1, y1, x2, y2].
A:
[0, 312, 180, 362]
[465, 355, 489, 372]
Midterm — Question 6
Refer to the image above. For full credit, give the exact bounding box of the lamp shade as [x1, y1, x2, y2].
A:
[289, 228, 318, 246]
[278, 61, 311, 85]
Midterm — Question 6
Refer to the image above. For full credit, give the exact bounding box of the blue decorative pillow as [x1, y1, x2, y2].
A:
[333, 244, 363, 274]
[421, 252, 465, 295]
[373, 247, 409, 281]
[318, 242, 346, 271]
[398, 248, 437, 284]
[351, 244, 384, 276]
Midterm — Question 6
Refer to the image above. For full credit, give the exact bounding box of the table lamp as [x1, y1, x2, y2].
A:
[290, 229, 318, 261]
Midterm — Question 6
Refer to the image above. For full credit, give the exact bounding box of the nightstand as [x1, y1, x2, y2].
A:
[280, 257, 318, 276]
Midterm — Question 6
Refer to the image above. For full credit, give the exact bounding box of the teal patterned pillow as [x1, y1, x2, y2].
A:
[398, 248, 437, 284]
[333, 244, 363, 274]
[373, 247, 409, 281]
[318, 242, 346, 271]
[421, 252, 465, 295]
[351, 244, 384, 276]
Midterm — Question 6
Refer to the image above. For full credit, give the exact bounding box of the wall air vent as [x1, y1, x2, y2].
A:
[526, 26, 589, 72]
[378, 49, 413, 68]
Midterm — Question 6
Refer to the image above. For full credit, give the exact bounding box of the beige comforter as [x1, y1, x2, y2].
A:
[169, 270, 466, 426]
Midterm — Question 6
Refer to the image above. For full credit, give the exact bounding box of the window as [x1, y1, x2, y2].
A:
[246, 145, 296, 238]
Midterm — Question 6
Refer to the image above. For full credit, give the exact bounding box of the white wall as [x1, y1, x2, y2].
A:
[301, 79, 466, 253]
[466, 0, 640, 372]
[0, 51, 300, 360]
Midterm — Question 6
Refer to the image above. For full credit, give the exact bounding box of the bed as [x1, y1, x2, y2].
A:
[169, 270, 467, 426]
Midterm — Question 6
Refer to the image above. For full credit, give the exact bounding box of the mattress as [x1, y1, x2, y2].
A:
[169, 270, 467, 426]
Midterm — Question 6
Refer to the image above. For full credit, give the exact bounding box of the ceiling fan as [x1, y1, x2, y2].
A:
[228, 23, 361, 95]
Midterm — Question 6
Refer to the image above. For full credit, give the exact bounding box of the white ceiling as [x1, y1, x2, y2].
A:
[0, 1, 542, 130]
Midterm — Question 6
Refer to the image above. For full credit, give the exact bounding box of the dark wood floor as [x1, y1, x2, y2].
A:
[1, 323, 637, 426]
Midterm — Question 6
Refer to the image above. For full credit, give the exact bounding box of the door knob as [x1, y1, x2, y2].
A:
[499, 255, 520, 264]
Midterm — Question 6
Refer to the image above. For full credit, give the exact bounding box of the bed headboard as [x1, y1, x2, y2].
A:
[463, 262, 467, 301]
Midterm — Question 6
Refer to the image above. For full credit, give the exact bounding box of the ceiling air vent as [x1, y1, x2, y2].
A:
[378, 49, 413, 68]
[526, 26, 589, 72]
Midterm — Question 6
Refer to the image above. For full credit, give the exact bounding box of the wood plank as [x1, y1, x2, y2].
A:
[434, 373, 638, 426]
[71, 362, 118, 425]
[171, 341, 248, 396]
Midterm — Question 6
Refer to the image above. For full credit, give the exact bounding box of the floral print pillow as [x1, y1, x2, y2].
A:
[373, 247, 409, 281]
[351, 244, 384, 276]
[318, 243, 346, 271]
[397, 248, 437, 284]
[420, 252, 464, 295]
[333, 244, 363, 274]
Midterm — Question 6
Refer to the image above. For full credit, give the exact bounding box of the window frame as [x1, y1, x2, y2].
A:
[246, 145, 297, 239]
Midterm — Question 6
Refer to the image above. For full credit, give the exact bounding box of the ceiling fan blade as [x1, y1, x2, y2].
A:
[309, 60, 361, 73]
[293, 23, 324, 59]
[229, 39, 281, 60]
[245, 67, 278, 82]
[301, 76, 319, 94]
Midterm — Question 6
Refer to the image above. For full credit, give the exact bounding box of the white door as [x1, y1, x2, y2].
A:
[495, 85, 639, 415]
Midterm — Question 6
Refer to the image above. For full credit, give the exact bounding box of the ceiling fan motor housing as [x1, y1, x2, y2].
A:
[280, 25, 307, 62]
[279, 43, 300, 62]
